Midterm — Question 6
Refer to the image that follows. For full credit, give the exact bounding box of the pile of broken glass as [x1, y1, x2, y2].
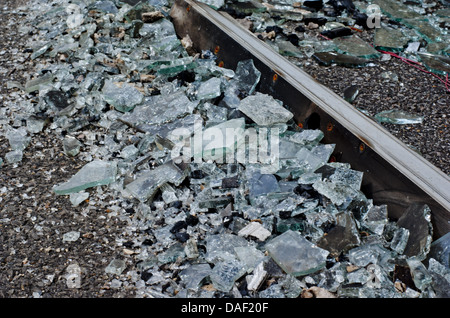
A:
[1, 0, 449, 298]
[207, 0, 449, 124]
[212, 0, 449, 73]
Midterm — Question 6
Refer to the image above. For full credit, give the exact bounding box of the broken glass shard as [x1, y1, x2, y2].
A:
[417, 52, 450, 76]
[25, 73, 54, 93]
[373, 27, 409, 53]
[265, 230, 329, 276]
[239, 92, 293, 126]
[390, 227, 410, 255]
[26, 116, 45, 134]
[6, 127, 31, 151]
[248, 172, 280, 204]
[210, 259, 247, 292]
[333, 35, 381, 59]
[348, 243, 395, 268]
[361, 204, 388, 236]
[205, 233, 252, 263]
[69, 191, 89, 207]
[179, 263, 212, 291]
[288, 129, 324, 147]
[427, 232, 450, 268]
[223, 59, 261, 108]
[53, 160, 117, 195]
[372, 0, 422, 22]
[102, 80, 143, 113]
[312, 178, 360, 208]
[105, 259, 126, 276]
[234, 245, 265, 273]
[63, 231, 80, 243]
[158, 243, 186, 264]
[402, 19, 443, 43]
[316, 211, 361, 257]
[396, 204, 433, 260]
[120, 90, 198, 127]
[277, 40, 304, 58]
[197, 118, 246, 162]
[406, 257, 433, 291]
[30, 42, 52, 60]
[313, 51, 371, 67]
[196, 77, 222, 100]
[156, 57, 198, 75]
[63, 136, 82, 157]
[5, 150, 23, 164]
[198, 0, 225, 10]
[374, 109, 423, 125]
[123, 162, 186, 203]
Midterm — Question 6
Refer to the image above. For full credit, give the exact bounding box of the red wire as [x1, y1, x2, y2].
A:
[378, 49, 450, 93]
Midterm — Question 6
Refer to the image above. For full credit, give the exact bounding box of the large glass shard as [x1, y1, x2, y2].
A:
[210, 259, 247, 292]
[374, 109, 423, 125]
[333, 35, 381, 59]
[313, 51, 371, 67]
[402, 19, 443, 43]
[238, 92, 293, 126]
[123, 162, 186, 202]
[417, 52, 450, 76]
[277, 40, 304, 58]
[265, 230, 330, 276]
[372, 0, 422, 22]
[396, 204, 433, 260]
[102, 80, 144, 113]
[53, 160, 117, 195]
[373, 27, 409, 53]
[316, 211, 361, 257]
[223, 59, 261, 108]
[120, 90, 198, 127]
[197, 118, 246, 162]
